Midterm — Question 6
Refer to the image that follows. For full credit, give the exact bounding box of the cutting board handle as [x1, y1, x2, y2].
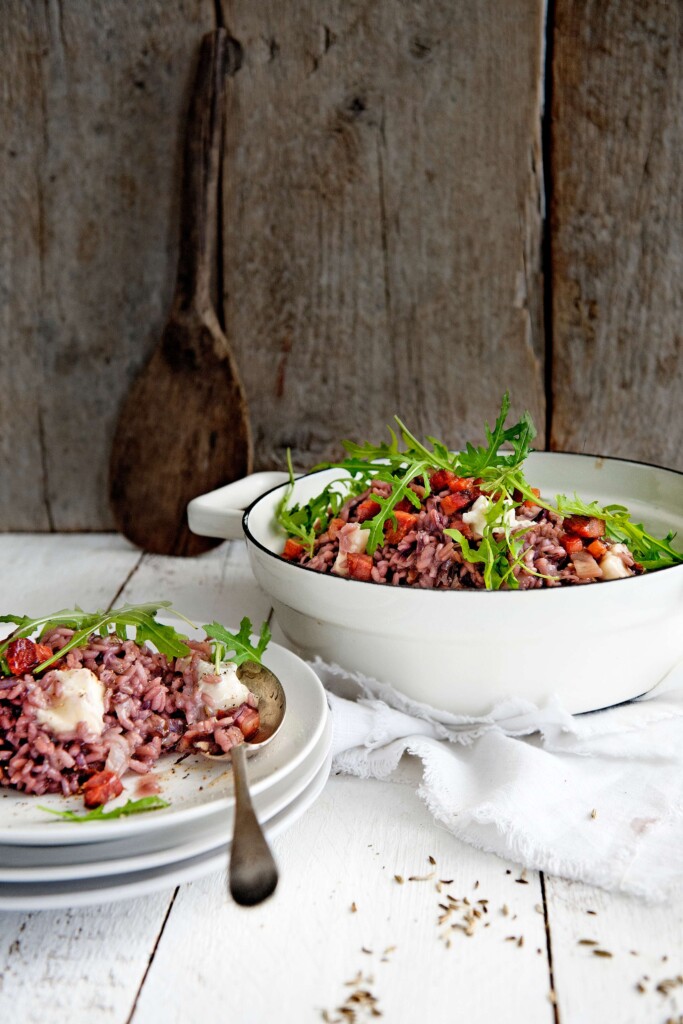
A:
[188, 472, 292, 540]
[173, 28, 227, 314]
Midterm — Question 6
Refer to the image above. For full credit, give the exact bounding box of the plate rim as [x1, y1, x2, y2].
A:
[0, 711, 333, 882]
[0, 747, 333, 910]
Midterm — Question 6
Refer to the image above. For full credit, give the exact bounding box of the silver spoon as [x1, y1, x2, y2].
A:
[199, 661, 286, 906]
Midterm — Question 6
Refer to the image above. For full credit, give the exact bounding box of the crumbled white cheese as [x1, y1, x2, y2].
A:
[462, 495, 490, 540]
[196, 659, 250, 711]
[599, 551, 632, 580]
[462, 496, 526, 541]
[36, 668, 105, 737]
[333, 523, 370, 577]
[177, 655, 250, 711]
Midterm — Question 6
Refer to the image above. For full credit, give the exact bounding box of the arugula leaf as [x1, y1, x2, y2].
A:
[0, 602, 192, 675]
[359, 466, 428, 554]
[445, 496, 530, 591]
[37, 796, 169, 822]
[308, 396, 543, 557]
[275, 450, 364, 555]
[0, 613, 33, 630]
[452, 392, 544, 507]
[202, 617, 271, 667]
[555, 494, 683, 570]
[307, 421, 458, 555]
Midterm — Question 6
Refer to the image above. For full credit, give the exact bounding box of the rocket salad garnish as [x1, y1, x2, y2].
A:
[38, 796, 170, 822]
[279, 394, 549, 558]
[275, 393, 683, 587]
[0, 604, 272, 677]
[203, 617, 271, 667]
[0, 602, 194, 677]
[554, 495, 683, 572]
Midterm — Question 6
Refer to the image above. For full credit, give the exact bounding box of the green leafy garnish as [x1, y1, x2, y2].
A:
[273, 392, 682, 587]
[276, 394, 544, 558]
[203, 617, 271, 667]
[37, 796, 169, 822]
[329, 419, 456, 554]
[452, 392, 545, 507]
[555, 494, 683, 570]
[276, 450, 365, 555]
[0, 602, 192, 674]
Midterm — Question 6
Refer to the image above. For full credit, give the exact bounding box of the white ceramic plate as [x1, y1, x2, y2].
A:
[0, 711, 332, 882]
[0, 642, 328, 845]
[0, 748, 333, 910]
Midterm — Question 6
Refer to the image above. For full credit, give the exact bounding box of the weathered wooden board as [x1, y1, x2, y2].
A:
[545, 874, 683, 1024]
[550, 1, 683, 468]
[134, 777, 554, 1024]
[219, 0, 547, 469]
[0, 0, 215, 531]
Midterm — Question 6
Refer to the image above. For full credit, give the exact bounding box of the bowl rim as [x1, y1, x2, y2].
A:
[242, 449, 683, 595]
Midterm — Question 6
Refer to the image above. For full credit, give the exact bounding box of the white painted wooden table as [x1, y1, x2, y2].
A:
[0, 534, 681, 1024]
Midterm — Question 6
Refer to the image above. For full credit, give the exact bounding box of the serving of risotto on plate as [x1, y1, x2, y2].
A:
[0, 605, 270, 809]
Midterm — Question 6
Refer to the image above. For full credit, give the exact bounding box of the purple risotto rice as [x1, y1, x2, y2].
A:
[0, 623, 263, 803]
[283, 477, 639, 590]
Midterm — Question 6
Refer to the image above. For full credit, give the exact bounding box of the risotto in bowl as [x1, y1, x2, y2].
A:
[189, 399, 683, 715]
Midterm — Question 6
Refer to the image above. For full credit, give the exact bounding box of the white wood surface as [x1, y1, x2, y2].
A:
[0, 534, 681, 1024]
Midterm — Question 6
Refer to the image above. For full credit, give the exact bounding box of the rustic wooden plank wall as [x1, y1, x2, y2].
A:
[0, 0, 215, 531]
[0, 0, 681, 531]
[550, 0, 683, 470]
[219, 0, 546, 469]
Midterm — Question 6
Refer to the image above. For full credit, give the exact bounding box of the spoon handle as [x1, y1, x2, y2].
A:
[229, 743, 279, 906]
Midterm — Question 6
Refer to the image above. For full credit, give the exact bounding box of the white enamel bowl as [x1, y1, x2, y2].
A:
[188, 453, 683, 716]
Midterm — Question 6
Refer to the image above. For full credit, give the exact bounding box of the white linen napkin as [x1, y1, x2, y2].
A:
[311, 658, 683, 901]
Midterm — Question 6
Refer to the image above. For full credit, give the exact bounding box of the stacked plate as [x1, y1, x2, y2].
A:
[0, 643, 331, 910]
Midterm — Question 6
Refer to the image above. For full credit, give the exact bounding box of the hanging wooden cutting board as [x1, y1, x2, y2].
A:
[109, 29, 252, 556]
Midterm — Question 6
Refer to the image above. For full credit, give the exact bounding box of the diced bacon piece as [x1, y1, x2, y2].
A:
[430, 469, 456, 492]
[333, 523, 369, 577]
[441, 491, 474, 516]
[355, 498, 381, 523]
[430, 470, 475, 493]
[347, 552, 373, 581]
[6, 638, 54, 676]
[232, 704, 260, 739]
[564, 515, 606, 539]
[395, 497, 417, 513]
[82, 770, 124, 808]
[328, 517, 345, 540]
[448, 518, 473, 540]
[282, 538, 305, 561]
[450, 476, 475, 492]
[587, 539, 607, 559]
[385, 510, 419, 544]
[519, 487, 542, 512]
[560, 534, 584, 555]
[35, 642, 52, 664]
[513, 486, 541, 504]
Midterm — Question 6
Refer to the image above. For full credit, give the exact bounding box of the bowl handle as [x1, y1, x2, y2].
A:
[187, 472, 290, 540]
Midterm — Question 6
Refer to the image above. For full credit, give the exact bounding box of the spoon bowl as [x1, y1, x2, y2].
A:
[207, 662, 286, 757]
[197, 661, 286, 905]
